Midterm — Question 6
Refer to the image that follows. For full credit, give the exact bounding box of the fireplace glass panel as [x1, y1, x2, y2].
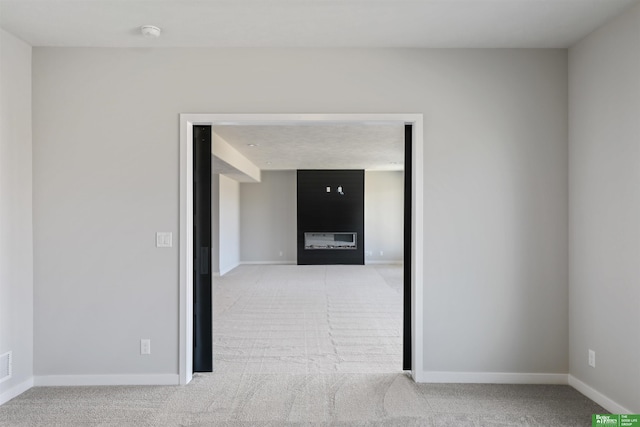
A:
[304, 232, 357, 250]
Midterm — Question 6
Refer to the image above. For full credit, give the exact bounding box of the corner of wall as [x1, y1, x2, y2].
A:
[567, 2, 640, 414]
[0, 28, 34, 406]
[0, 378, 34, 406]
[569, 376, 633, 414]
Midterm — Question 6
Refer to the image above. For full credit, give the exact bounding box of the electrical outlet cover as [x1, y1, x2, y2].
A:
[156, 232, 172, 248]
[141, 339, 151, 355]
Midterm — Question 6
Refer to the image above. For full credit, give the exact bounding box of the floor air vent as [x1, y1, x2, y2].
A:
[0, 351, 12, 383]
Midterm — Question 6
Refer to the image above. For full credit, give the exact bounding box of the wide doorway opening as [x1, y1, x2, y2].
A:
[180, 114, 424, 385]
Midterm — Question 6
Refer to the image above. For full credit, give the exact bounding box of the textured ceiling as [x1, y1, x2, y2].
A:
[1, 0, 638, 48]
[213, 124, 405, 171]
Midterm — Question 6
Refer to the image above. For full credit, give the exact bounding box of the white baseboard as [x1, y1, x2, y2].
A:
[0, 377, 34, 406]
[241, 261, 403, 266]
[365, 260, 403, 265]
[34, 374, 179, 386]
[414, 371, 568, 384]
[240, 261, 297, 265]
[568, 375, 632, 414]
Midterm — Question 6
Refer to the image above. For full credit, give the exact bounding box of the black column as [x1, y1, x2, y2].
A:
[193, 125, 212, 372]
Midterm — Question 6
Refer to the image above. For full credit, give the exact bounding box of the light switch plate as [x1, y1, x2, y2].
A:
[156, 232, 172, 248]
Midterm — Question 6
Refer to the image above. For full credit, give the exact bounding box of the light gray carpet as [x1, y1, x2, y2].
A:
[0, 375, 606, 426]
[213, 265, 403, 374]
[0, 265, 605, 426]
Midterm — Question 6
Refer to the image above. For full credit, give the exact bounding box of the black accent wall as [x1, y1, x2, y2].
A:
[297, 170, 365, 265]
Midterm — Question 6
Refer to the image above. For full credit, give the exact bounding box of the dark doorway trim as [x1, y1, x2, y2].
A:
[403, 124, 412, 370]
[192, 125, 213, 372]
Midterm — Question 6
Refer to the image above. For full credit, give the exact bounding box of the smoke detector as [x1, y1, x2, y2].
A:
[141, 25, 162, 38]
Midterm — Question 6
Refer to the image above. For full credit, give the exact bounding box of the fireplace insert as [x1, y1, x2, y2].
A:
[304, 232, 357, 250]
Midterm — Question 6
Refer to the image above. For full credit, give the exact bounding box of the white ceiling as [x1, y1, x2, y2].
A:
[2, 0, 636, 172]
[213, 124, 405, 171]
[1, 0, 637, 48]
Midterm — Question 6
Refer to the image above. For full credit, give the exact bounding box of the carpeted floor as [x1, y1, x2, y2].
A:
[213, 265, 404, 374]
[0, 373, 607, 426]
[0, 265, 605, 426]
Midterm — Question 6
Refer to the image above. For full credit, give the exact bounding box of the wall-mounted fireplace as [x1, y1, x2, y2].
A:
[297, 170, 364, 265]
[304, 232, 357, 250]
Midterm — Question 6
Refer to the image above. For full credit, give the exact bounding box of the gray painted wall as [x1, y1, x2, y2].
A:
[569, 3, 640, 412]
[240, 171, 297, 264]
[211, 173, 220, 275]
[365, 171, 404, 263]
[0, 30, 33, 397]
[31, 48, 568, 378]
[219, 175, 240, 276]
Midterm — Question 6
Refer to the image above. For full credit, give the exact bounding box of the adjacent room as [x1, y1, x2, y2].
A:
[206, 123, 407, 375]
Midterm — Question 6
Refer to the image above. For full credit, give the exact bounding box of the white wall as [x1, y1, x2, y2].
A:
[32, 48, 568, 380]
[219, 175, 240, 275]
[211, 172, 220, 275]
[421, 51, 568, 375]
[0, 29, 33, 401]
[568, 3, 640, 412]
[240, 171, 296, 264]
[365, 171, 404, 264]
